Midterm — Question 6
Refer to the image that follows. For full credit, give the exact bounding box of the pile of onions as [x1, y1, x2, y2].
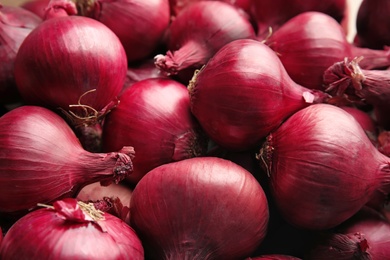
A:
[0, 5, 42, 105]
[324, 57, 390, 129]
[354, 0, 390, 50]
[189, 38, 329, 151]
[259, 103, 390, 230]
[306, 207, 390, 259]
[130, 157, 269, 259]
[0, 198, 144, 259]
[249, 0, 347, 38]
[0, 106, 135, 216]
[102, 78, 208, 184]
[71, 0, 170, 63]
[154, 1, 255, 77]
[266, 11, 390, 90]
[21, 0, 50, 18]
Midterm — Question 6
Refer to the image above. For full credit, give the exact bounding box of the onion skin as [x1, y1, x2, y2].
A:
[0, 106, 135, 216]
[189, 38, 329, 151]
[169, 0, 251, 17]
[0, 5, 42, 105]
[378, 131, 390, 157]
[21, 0, 50, 19]
[14, 12, 127, 116]
[130, 157, 269, 259]
[155, 1, 255, 76]
[260, 104, 390, 230]
[75, 0, 170, 63]
[249, 0, 346, 38]
[0, 198, 144, 259]
[103, 78, 207, 184]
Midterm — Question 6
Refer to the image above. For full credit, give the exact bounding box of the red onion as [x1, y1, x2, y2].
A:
[102, 78, 207, 184]
[248, 256, 301, 260]
[259, 103, 390, 230]
[154, 1, 255, 76]
[21, 0, 50, 19]
[0, 105, 134, 216]
[266, 11, 390, 90]
[306, 207, 390, 259]
[378, 131, 390, 157]
[130, 157, 269, 259]
[169, 0, 251, 17]
[189, 38, 329, 151]
[249, 0, 347, 39]
[354, 0, 390, 50]
[72, 0, 170, 63]
[0, 5, 42, 105]
[0, 198, 144, 259]
[324, 57, 390, 129]
[341, 106, 377, 143]
[77, 181, 133, 224]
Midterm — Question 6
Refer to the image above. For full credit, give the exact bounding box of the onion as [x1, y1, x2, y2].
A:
[102, 78, 208, 184]
[259, 103, 390, 230]
[354, 0, 390, 50]
[77, 181, 133, 224]
[154, 1, 255, 76]
[189, 38, 330, 151]
[0, 105, 135, 216]
[21, 0, 50, 19]
[324, 57, 390, 129]
[0, 198, 144, 259]
[378, 131, 390, 157]
[169, 0, 251, 17]
[266, 11, 390, 90]
[248, 255, 301, 260]
[249, 0, 347, 39]
[306, 207, 390, 259]
[0, 5, 42, 105]
[72, 0, 170, 63]
[130, 157, 269, 259]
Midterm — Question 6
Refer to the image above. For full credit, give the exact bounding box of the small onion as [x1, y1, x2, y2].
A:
[0, 106, 134, 216]
[130, 157, 269, 259]
[0, 198, 144, 259]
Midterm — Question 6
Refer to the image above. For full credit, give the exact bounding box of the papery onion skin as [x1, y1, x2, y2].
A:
[260, 104, 390, 230]
[189, 38, 329, 151]
[0, 106, 135, 216]
[14, 11, 127, 115]
[21, 0, 50, 19]
[103, 78, 207, 184]
[0, 198, 144, 259]
[130, 157, 269, 260]
[155, 1, 255, 76]
[249, 0, 346, 38]
[0, 5, 42, 105]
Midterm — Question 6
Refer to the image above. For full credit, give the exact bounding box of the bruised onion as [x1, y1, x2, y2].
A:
[189, 39, 329, 151]
[154, 1, 255, 76]
[0, 106, 134, 216]
[103, 78, 207, 184]
[266, 11, 390, 90]
[0, 5, 41, 105]
[73, 0, 170, 63]
[259, 104, 390, 230]
[130, 157, 269, 259]
[0, 198, 144, 259]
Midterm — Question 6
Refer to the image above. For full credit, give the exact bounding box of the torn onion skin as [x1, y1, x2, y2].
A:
[259, 104, 390, 230]
[0, 106, 135, 217]
[189, 38, 329, 151]
[130, 157, 269, 260]
[0, 198, 144, 259]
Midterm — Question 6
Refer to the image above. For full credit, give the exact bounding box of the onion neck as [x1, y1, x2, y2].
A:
[164, 249, 215, 260]
[172, 129, 208, 161]
[350, 45, 390, 70]
[44, 0, 78, 20]
[73, 0, 98, 17]
[155, 40, 210, 76]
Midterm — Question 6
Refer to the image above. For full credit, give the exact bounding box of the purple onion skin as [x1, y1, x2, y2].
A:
[189, 39, 329, 151]
[103, 78, 207, 184]
[14, 15, 127, 112]
[130, 157, 269, 260]
[0, 5, 42, 105]
[262, 104, 390, 230]
[0, 200, 144, 259]
[0, 106, 134, 216]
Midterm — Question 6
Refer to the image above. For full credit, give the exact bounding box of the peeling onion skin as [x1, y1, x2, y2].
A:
[189, 39, 329, 151]
[261, 104, 390, 230]
[102, 78, 208, 184]
[0, 199, 144, 259]
[130, 157, 269, 260]
[0, 106, 135, 216]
